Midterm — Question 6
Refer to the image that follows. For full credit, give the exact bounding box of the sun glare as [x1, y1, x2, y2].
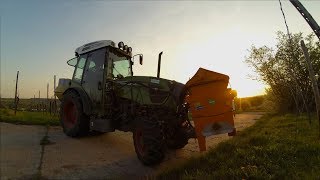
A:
[170, 27, 268, 98]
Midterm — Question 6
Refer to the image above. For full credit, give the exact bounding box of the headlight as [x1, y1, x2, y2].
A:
[123, 45, 128, 51]
[118, 41, 124, 49]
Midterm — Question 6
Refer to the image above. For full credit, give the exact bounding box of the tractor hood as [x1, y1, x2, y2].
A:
[114, 76, 185, 106]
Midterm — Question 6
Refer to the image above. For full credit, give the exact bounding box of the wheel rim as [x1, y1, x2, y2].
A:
[135, 129, 145, 155]
[63, 100, 78, 128]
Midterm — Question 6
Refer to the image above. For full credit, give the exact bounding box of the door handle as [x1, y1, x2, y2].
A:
[98, 81, 102, 90]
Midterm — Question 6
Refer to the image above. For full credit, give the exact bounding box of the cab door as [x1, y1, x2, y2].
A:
[82, 48, 106, 112]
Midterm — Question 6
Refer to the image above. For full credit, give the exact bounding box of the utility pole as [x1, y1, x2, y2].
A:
[300, 40, 320, 137]
[47, 83, 49, 114]
[54, 75, 56, 98]
[47, 83, 49, 100]
[34, 94, 36, 110]
[54, 75, 57, 115]
[38, 90, 40, 111]
[14, 71, 19, 115]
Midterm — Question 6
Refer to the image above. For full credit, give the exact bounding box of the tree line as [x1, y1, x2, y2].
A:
[245, 31, 320, 113]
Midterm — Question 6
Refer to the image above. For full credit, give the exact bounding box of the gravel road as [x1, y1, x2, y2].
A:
[0, 112, 264, 179]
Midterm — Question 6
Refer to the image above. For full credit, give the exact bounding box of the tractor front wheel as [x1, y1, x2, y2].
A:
[133, 110, 165, 165]
[60, 90, 89, 137]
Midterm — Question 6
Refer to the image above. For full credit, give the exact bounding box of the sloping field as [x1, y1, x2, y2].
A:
[158, 114, 320, 179]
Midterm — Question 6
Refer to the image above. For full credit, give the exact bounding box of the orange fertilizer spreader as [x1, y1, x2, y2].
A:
[185, 68, 237, 151]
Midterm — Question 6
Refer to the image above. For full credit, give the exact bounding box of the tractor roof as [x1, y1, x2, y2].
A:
[75, 40, 116, 55]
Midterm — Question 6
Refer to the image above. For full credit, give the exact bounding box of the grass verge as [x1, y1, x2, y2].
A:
[158, 114, 320, 179]
[0, 108, 59, 126]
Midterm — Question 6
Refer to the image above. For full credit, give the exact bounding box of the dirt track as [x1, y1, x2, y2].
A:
[0, 112, 264, 179]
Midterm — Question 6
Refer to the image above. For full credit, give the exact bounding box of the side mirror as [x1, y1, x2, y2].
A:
[67, 57, 78, 67]
[132, 54, 143, 65]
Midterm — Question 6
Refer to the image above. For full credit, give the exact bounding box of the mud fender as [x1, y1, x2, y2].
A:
[63, 87, 92, 115]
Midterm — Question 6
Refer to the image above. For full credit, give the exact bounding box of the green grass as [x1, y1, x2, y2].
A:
[158, 114, 320, 179]
[0, 108, 60, 126]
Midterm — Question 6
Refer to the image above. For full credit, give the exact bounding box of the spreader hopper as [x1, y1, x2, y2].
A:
[186, 68, 237, 151]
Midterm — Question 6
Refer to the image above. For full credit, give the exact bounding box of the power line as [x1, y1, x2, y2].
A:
[278, 0, 292, 41]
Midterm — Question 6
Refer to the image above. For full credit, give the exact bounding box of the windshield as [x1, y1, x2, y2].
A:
[109, 49, 132, 78]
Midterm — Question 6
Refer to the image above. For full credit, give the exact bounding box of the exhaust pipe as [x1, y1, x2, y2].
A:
[157, 51, 163, 78]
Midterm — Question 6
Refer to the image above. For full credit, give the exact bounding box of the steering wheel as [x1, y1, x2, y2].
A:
[117, 74, 124, 79]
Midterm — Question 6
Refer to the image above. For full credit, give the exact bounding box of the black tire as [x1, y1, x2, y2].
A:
[60, 90, 89, 137]
[133, 109, 165, 165]
[166, 128, 189, 149]
[89, 131, 106, 136]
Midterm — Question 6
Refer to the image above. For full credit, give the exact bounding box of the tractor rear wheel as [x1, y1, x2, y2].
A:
[60, 90, 89, 137]
[133, 110, 165, 165]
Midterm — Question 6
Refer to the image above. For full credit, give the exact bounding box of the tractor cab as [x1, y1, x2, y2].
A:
[55, 40, 141, 114]
[68, 40, 134, 82]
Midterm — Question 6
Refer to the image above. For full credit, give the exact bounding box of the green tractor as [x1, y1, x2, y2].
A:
[55, 40, 195, 165]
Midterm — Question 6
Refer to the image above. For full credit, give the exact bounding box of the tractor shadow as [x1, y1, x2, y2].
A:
[41, 126, 194, 179]
[41, 112, 263, 179]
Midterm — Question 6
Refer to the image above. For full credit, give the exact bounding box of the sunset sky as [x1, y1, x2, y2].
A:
[1, 0, 319, 98]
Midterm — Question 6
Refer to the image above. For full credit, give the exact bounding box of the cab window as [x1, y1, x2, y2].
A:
[73, 56, 86, 83]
